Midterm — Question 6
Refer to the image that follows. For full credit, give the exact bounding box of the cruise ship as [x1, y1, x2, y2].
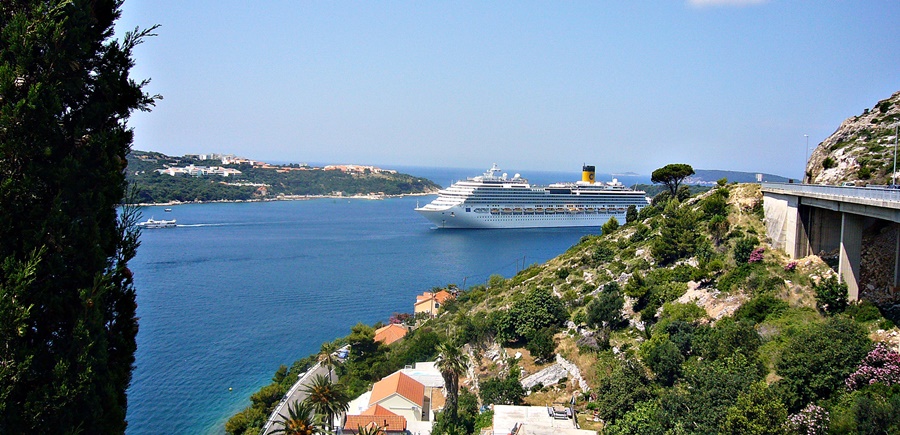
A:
[415, 164, 649, 229]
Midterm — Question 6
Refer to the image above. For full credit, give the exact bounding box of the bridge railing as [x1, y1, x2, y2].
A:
[761, 183, 900, 203]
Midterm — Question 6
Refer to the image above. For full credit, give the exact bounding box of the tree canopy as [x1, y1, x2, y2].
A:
[0, 1, 156, 432]
[651, 164, 695, 197]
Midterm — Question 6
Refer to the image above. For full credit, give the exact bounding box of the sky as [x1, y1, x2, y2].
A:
[115, 1, 900, 177]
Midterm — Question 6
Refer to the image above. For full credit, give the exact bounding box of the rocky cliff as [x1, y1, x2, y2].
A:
[807, 90, 900, 185]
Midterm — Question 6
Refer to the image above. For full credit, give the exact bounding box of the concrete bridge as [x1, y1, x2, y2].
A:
[761, 183, 900, 300]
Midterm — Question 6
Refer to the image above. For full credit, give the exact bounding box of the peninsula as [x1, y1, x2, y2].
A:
[125, 150, 441, 204]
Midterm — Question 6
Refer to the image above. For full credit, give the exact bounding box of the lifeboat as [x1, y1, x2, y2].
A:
[525, 208, 535, 214]
[535, 207, 544, 213]
[502, 208, 513, 213]
[545, 208, 555, 214]
[586, 207, 596, 213]
[490, 208, 500, 214]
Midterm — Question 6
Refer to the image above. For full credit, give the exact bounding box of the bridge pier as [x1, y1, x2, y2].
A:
[838, 213, 863, 301]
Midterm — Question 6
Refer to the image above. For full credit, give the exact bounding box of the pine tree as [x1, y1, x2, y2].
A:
[0, 1, 157, 432]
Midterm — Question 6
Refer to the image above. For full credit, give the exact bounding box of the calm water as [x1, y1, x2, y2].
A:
[125, 167, 650, 434]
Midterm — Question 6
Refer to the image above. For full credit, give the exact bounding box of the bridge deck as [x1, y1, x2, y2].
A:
[761, 183, 900, 210]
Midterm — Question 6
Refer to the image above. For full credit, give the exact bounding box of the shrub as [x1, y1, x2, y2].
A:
[814, 276, 849, 315]
[708, 214, 730, 245]
[845, 343, 900, 391]
[602, 216, 620, 235]
[775, 316, 870, 411]
[734, 294, 789, 324]
[586, 283, 626, 330]
[733, 236, 759, 264]
[823, 157, 837, 169]
[846, 300, 882, 323]
[785, 404, 830, 435]
[641, 335, 684, 386]
[526, 327, 558, 364]
[625, 205, 638, 224]
[748, 247, 765, 263]
[784, 261, 797, 272]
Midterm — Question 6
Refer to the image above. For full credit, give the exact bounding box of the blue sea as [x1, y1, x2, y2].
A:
[125, 166, 650, 434]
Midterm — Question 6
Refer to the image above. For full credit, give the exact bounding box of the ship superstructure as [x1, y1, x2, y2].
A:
[415, 164, 649, 229]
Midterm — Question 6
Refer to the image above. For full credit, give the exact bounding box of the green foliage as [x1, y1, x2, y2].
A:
[722, 381, 789, 435]
[593, 357, 653, 423]
[625, 205, 638, 224]
[586, 283, 626, 330]
[0, 2, 155, 431]
[775, 316, 870, 412]
[708, 214, 730, 245]
[225, 406, 266, 435]
[479, 368, 525, 406]
[250, 383, 288, 413]
[641, 334, 684, 386]
[701, 191, 728, 217]
[495, 287, 567, 344]
[651, 164, 696, 197]
[655, 302, 707, 332]
[601, 216, 620, 235]
[717, 177, 729, 187]
[525, 327, 557, 363]
[814, 276, 849, 315]
[693, 317, 762, 363]
[829, 384, 900, 434]
[625, 270, 689, 324]
[302, 374, 350, 432]
[657, 353, 764, 434]
[845, 300, 883, 323]
[734, 294, 789, 324]
[651, 200, 706, 265]
[733, 236, 759, 264]
[823, 157, 837, 169]
[603, 400, 666, 435]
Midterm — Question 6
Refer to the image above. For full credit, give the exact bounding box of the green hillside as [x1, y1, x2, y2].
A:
[229, 182, 900, 435]
[125, 150, 440, 203]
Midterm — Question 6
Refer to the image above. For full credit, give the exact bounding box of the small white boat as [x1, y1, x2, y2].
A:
[164, 208, 172, 212]
[138, 218, 176, 229]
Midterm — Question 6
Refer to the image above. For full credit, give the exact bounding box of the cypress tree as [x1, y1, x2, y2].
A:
[0, 1, 157, 432]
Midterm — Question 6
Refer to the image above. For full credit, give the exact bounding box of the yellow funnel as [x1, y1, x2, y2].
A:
[582, 165, 595, 184]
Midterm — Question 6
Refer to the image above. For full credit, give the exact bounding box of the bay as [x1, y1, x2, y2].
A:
[125, 166, 650, 434]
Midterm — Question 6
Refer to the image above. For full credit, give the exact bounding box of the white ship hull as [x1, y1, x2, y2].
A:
[416, 204, 629, 229]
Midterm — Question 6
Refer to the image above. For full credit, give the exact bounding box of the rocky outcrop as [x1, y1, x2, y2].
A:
[807, 90, 900, 185]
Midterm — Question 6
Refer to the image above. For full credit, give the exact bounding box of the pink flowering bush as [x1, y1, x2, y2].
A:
[845, 343, 900, 390]
[748, 247, 765, 263]
[784, 261, 798, 272]
[785, 404, 829, 435]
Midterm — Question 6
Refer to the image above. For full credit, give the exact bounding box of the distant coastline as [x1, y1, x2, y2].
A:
[126, 150, 442, 204]
[130, 191, 437, 207]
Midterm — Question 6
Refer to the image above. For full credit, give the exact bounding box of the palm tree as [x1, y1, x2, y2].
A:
[356, 423, 385, 435]
[272, 400, 318, 435]
[302, 374, 350, 432]
[318, 342, 339, 381]
[435, 342, 470, 423]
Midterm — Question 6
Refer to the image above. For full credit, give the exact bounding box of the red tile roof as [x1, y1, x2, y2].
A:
[343, 414, 407, 433]
[369, 371, 425, 408]
[374, 324, 408, 346]
[360, 404, 396, 416]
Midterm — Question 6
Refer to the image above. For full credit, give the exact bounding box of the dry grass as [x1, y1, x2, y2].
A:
[554, 335, 600, 387]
